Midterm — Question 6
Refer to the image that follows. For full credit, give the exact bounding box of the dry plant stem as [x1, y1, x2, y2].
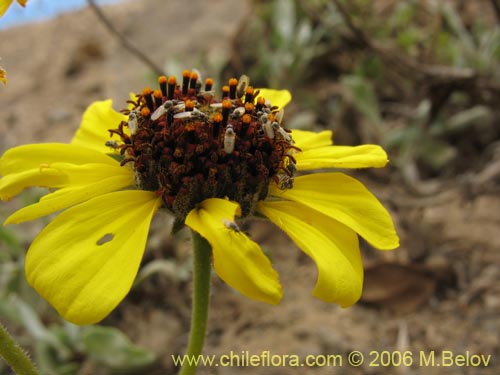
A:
[331, 0, 476, 80]
[490, 0, 500, 24]
[0, 322, 39, 375]
[86, 0, 165, 76]
[179, 231, 212, 375]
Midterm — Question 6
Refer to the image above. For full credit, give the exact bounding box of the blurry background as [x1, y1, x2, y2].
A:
[1, 0, 499, 374]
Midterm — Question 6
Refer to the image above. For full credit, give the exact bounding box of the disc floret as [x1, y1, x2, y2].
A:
[110, 72, 298, 219]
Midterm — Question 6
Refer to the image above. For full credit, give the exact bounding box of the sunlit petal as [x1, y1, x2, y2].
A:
[269, 173, 399, 250]
[291, 129, 333, 151]
[257, 200, 362, 306]
[256, 89, 292, 109]
[71, 100, 127, 154]
[0, 0, 15, 17]
[0, 146, 125, 200]
[0, 143, 118, 175]
[5, 163, 134, 224]
[185, 198, 282, 304]
[25, 190, 161, 325]
[0, 167, 67, 200]
[295, 144, 388, 170]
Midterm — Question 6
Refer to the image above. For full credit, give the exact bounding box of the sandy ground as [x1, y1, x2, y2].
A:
[1, 1, 499, 374]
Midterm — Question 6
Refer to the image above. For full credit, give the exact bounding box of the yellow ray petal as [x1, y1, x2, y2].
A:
[5, 163, 134, 224]
[0, 0, 15, 17]
[71, 100, 127, 154]
[255, 89, 292, 109]
[0, 64, 6, 85]
[0, 167, 67, 200]
[291, 129, 333, 151]
[257, 200, 362, 306]
[0, 146, 125, 200]
[269, 173, 399, 250]
[185, 198, 282, 304]
[25, 190, 161, 325]
[295, 144, 388, 170]
[0, 143, 118, 175]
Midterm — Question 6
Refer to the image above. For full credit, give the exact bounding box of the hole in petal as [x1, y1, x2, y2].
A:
[96, 233, 114, 246]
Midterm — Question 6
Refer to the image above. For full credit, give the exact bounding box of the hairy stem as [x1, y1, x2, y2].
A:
[178, 231, 212, 375]
[0, 321, 39, 375]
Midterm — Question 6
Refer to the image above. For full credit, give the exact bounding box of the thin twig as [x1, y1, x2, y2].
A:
[87, 0, 165, 76]
[331, 0, 473, 80]
[490, 0, 500, 25]
[331, 0, 372, 48]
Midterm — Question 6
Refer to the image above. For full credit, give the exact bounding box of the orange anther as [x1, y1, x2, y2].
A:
[244, 102, 254, 112]
[213, 113, 223, 122]
[185, 100, 195, 110]
[222, 99, 232, 109]
[242, 114, 251, 123]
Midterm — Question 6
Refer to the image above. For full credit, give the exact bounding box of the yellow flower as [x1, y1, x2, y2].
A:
[0, 0, 27, 17]
[0, 74, 399, 325]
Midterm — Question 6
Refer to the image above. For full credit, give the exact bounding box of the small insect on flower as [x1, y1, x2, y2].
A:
[174, 107, 208, 120]
[275, 173, 294, 190]
[260, 115, 275, 139]
[128, 112, 138, 135]
[105, 140, 121, 149]
[236, 75, 250, 99]
[230, 107, 246, 120]
[274, 109, 284, 124]
[151, 100, 173, 121]
[272, 122, 292, 142]
[224, 125, 236, 154]
[222, 218, 241, 233]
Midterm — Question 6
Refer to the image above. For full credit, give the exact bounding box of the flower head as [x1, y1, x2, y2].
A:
[0, 71, 399, 324]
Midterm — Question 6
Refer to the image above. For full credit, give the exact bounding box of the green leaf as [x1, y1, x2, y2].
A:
[14, 298, 72, 358]
[0, 226, 22, 256]
[419, 139, 457, 171]
[341, 75, 381, 125]
[83, 326, 156, 374]
[273, 0, 296, 46]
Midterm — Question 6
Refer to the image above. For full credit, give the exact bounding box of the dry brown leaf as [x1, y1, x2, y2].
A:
[361, 263, 438, 313]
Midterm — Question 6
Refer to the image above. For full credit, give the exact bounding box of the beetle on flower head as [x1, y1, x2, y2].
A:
[0, 71, 399, 325]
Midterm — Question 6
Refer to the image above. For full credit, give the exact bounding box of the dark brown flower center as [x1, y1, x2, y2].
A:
[109, 71, 298, 219]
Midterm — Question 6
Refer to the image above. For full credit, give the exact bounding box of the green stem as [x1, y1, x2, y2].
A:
[0, 321, 39, 375]
[179, 231, 212, 375]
